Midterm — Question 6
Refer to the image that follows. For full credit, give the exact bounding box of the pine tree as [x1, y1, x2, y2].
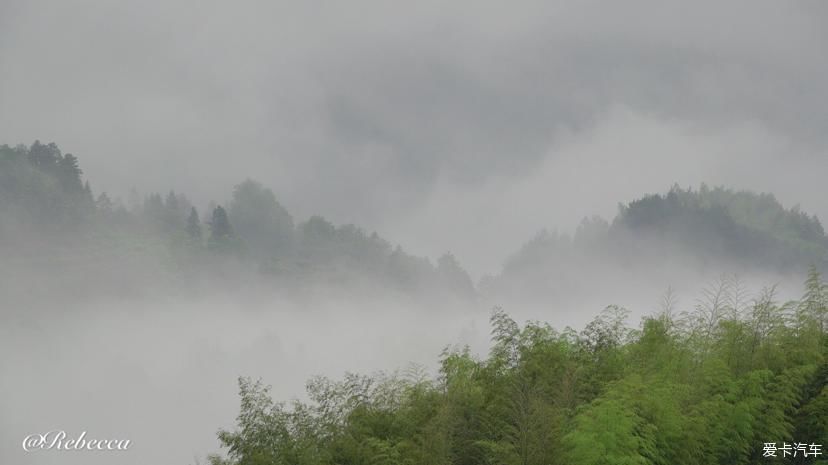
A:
[96, 192, 113, 215]
[27, 140, 60, 171]
[208, 205, 234, 251]
[437, 252, 475, 296]
[165, 190, 179, 213]
[144, 193, 165, 222]
[82, 181, 95, 213]
[186, 207, 202, 241]
[228, 179, 294, 257]
[163, 190, 181, 231]
[57, 153, 83, 194]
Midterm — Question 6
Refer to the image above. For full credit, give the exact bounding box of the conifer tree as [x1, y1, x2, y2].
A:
[208, 205, 235, 251]
[186, 207, 202, 241]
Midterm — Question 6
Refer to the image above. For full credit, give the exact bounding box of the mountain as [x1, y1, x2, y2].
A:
[4, 141, 826, 306]
[484, 184, 828, 303]
[0, 141, 475, 303]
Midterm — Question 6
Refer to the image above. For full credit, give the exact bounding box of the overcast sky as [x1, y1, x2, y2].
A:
[1, 0, 827, 274]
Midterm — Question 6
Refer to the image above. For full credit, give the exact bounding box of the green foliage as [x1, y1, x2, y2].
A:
[208, 206, 233, 245]
[436, 253, 475, 297]
[186, 207, 202, 241]
[211, 272, 828, 465]
[563, 397, 652, 465]
[229, 179, 294, 258]
[614, 185, 828, 269]
[498, 185, 828, 295]
[0, 141, 94, 233]
[1, 141, 477, 298]
[10, 143, 828, 302]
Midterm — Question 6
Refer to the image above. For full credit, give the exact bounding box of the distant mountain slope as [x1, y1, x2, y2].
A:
[4, 140, 825, 305]
[486, 185, 827, 301]
[615, 184, 828, 266]
[0, 141, 475, 301]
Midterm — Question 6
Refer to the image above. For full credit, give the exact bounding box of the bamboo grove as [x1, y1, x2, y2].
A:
[208, 269, 828, 465]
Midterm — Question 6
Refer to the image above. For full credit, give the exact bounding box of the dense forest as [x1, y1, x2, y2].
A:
[503, 185, 828, 274]
[0, 141, 475, 299]
[208, 271, 828, 465]
[5, 3, 827, 465]
[4, 142, 828, 463]
[485, 185, 828, 301]
[4, 141, 828, 305]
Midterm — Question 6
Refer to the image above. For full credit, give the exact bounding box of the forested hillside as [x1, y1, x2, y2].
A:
[208, 271, 828, 465]
[615, 185, 828, 267]
[0, 142, 474, 299]
[4, 140, 828, 304]
[4, 146, 828, 464]
[487, 185, 828, 300]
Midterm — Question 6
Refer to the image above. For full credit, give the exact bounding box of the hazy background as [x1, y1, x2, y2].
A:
[1, 276, 805, 465]
[2, 1, 828, 464]
[0, 293, 490, 465]
[2, 0, 827, 274]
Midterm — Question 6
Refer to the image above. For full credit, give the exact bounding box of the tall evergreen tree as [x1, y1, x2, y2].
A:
[27, 140, 60, 171]
[165, 190, 179, 213]
[228, 179, 294, 258]
[437, 252, 475, 296]
[186, 207, 202, 241]
[96, 192, 113, 215]
[57, 153, 83, 193]
[208, 205, 235, 251]
[163, 190, 182, 231]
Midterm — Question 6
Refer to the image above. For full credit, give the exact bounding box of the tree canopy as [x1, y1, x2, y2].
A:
[209, 274, 828, 465]
[0, 141, 475, 298]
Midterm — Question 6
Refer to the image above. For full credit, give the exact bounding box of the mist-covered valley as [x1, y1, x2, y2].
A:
[3, 1, 828, 464]
[2, 140, 825, 464]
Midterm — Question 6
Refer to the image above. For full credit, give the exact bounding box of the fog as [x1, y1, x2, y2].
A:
[2, 0, 828, 274]
[0, 257, 809, 465]
[2, 0, 828, 464]
[0, 292, 488, 465]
